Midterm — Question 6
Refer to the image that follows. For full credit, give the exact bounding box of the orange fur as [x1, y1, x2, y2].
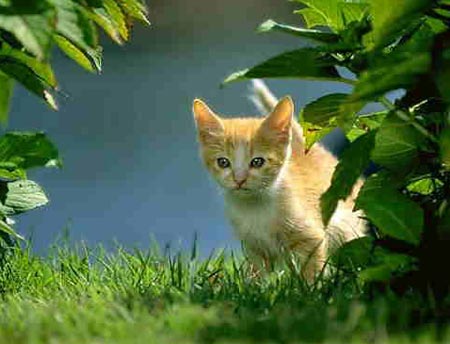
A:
[193, 97, 366, 282]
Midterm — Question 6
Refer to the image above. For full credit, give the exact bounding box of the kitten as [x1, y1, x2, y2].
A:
[192, 89, 366, 282]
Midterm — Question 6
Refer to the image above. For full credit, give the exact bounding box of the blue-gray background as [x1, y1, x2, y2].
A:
[8, 0, 351, 253]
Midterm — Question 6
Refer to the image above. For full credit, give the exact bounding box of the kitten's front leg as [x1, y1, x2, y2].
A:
[285, 228, 327, 284]
[300, 239, 326, 283]
[243, 244, 273, 277]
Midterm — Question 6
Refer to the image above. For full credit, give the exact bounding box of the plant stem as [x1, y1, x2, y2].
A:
[379, 96, 438, 143]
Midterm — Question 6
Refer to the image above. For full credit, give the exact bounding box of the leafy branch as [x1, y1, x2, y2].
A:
[225, 0, 450, 298]
[0, 0, 149, 124]
[0, 0, 149, 241]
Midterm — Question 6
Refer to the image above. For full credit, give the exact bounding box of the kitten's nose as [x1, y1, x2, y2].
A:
[233, 170, 248, 188]
[235, 179, 247, 188]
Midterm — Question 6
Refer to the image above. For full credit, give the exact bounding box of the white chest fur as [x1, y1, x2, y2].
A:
[224, 192, 280, 256]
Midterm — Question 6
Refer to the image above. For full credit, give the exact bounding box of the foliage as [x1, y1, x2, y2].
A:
[0, 0, 149, 122]
[0, 242, 446, 343]
[0, 0, 149, 241]
[225, 0, 450, 300]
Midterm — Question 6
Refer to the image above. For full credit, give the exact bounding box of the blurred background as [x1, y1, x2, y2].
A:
[8, 0, 351, 253]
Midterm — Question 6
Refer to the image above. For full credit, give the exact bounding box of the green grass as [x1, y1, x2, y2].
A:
[0, 241, 446, 343]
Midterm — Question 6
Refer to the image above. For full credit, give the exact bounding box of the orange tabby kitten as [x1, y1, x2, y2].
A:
[192, 91, 366, 282]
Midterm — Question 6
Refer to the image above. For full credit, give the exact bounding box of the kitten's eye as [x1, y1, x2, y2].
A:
[250, 157, 265, 168]
[217, 157, 231, 169]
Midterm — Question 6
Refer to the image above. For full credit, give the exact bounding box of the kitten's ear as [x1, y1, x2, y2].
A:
[192, 99, 224, 137]
[261, 96, 294, 140]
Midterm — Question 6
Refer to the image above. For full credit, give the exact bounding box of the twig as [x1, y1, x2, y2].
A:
[379, 96, 438, 143]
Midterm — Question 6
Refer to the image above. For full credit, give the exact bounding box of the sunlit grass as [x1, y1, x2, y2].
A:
[0, 240, 445, 343]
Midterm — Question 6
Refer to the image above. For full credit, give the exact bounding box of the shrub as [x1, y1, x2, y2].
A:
[225, 0, 450, 299]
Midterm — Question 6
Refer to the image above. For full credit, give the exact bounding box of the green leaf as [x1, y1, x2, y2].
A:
[223, 48, 340, 85]
[300, 121, 334, 152]
[333, 237, 374, 270]
[0, 132, 61, 171]
[54, 34, 97, 72]
[50, 0, 98, 46]
[294, 8, 328, 29]
[0, 71, 13, 125]
[82, 0, 124, 44]
[359, 251, 415, 282]
[351, 52, 431, 102]
[302, 93, 360, 127]
[0, 1, 55, 60]
[302, 93, 347, 126]
[49, 0, 102, 72]
[371, 113, 426, 173]
[321, 131, 375, 226]
[103, 0, 128, 41]
[426, 17, 447, 34]
[407, 178, 443, 195]
[369, 0, 431, 49]
[301, 94, 364, 149]
[0, 42, 57, 88]
[293, 0, 368, 32]
[0, 60, 57, 110]
[116, 0, 150, 25]
[355, 173, 423, 245]
[257, 19, 339, 43]
[0, 167, 26, 180]
[346, 111, 388, 142]
[346, 128, 366, 142]
[0, 180, 48, 216]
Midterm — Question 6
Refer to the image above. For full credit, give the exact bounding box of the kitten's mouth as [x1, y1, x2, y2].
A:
[232, 187, 251, 192]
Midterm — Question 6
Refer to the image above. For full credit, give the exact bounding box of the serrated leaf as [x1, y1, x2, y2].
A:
[346, 128, 366, 142]
[0, 42, 57, 87]
[293, 0, 368, 32]
[103, 0, 128, 41]
[83, 1, 122, 44]
[300, 121, 334, 151]
[49, 0, 102, 72]
[294, 8, 328, 29]
[0, 71, 13, 125]
[371, 113, 426, 173]
[369, 0, 431, 49]
[0, 132, 61, 171]
[54, 34, 95, 72]
[0, 167, 25, 180]
[346, 111, 388, 142]
[407, 178, 443, 195]
[50, 0, 98, 46]
[359, 251, 415, 282]
[302, 94, 363, 139]
[351, 52, 430, 102]
[355, 173, 423, 245]
[117, 0, 150, 25]
[321, 131, 375, 226]
[223, 48, 340, 85]
[257, 19, 339, 43]
[0, 180, 48, 216]
[0, 1, 55, 60]
[0, 60, 57, 110]
[302, 93, 350, 126]
[333, 236, 374, 270]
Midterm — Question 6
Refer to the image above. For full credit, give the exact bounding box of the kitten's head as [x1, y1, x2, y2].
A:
[192, 97, 294, 194]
